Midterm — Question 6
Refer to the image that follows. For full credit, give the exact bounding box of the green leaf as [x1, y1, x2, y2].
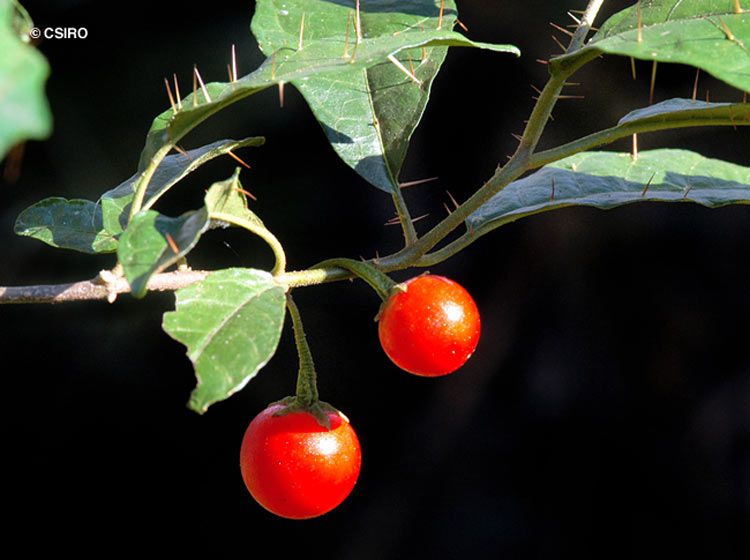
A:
[0, 0, 52, 159]
[251, 0, 518, 192]
[552, 0, 750, 92]
[14, 197, 118, 253]
[162, 268, 287, 413]
[14, 138, 261, 254]
[617, 98, 750, 125]
[138, 3, 518, 190]
[118, 208, 210, 298]
[468, 149, 750, 232]
[102, 137, 264, 237]
[204, 168, 265, 227]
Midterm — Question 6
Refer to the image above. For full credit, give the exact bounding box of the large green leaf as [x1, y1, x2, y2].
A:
[118, 208, 210, 298]
[162, 268, 287, 413]
[468, 149, 750, 233]
[251, 0, 517, 192]
[14, 197, 117, 253]
[138, 3, 517, 190]
[14, 138, 261, 254]
[552, 0, 750, 92]
[0, 0, 51, 159]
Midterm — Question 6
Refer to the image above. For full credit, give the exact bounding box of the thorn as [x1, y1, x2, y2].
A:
[388, 54, 422, 85]
[511, 133, 523, 142]
[692, 68, 700, 102]
[683, 186, 693, 199]
[343, 13, 352, 57]
[632, 133, 639, 162]
[735, 0, 746, 13]
[536, 58, 549, 65]
[173, 145, 191, 159]
[234, 185, 257, 201]
[408, 57, 415, 76]
[550, 21, 575, 38]
[194, 66, 212, 103]
[438, 0, 445, 29]
[446, 190, 460, 210]
[399, 176, 439, 188]
[706, 89, 711, 103]
[567, 11, 582, 25]
[227, 150, 252, 169]
[192, 67, 198, 107]
[637, 1, 643, 43]
[455, 18, 469, 32]
[231, 44, 238, 82]
[530, 83, 543, 95]
[563, 82, 581, 87]
[443, 202, 453, 215]
[569, 9, 585, 15]
[630, 57, 637, 80]
[714, 17, 747, 50]
[558, 94, 585, 100]
[165, 233, 180, 254]
[728, 106, 738, 130]
[164, 77, 177, 113]
[271, 52, 277, 79]
[641, 172, 656, 197]
[551, 34, 567, 53]
[173, 74, 182, 109]
[355, 0, 362, 43]
[649, 60, 658, 104]
[411, 213, 429, 224]
[227, 64, 233, 82]
[278, 81, 286, 107]
[298, 13, 305, 50]
[550, 178, 556, 201]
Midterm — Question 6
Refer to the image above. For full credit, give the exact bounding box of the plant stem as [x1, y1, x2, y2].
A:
[391, 186, 418, 246]
[312, 258, 396, 300]
[209, 212, 287, 276]
[286, 294, 319, 406]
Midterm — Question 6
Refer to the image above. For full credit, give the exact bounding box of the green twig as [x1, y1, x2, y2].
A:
[209, 212, 287, 276]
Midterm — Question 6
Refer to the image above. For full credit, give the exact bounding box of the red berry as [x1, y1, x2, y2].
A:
[239, 403, 362, 519]
[378, 275, 481, 377]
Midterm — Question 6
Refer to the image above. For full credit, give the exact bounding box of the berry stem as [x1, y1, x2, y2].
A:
[286, 293, 319, 406]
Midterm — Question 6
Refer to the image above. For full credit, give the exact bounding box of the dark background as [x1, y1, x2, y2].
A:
[2, 1, 749, 557]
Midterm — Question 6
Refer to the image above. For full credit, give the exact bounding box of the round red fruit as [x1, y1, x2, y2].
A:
[378, 275, 481, 376]
[239, 403, 362, 519]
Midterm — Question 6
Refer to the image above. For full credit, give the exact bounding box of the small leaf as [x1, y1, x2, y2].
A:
[162, 268, 287, 413]
[0, 0, 51, 159]
[118, 208, 210, 298]
[14, 197, 117, 253]
[469, 149, 750, 233]
[204, 168, 264, 227]
[553, 0, 750, 92]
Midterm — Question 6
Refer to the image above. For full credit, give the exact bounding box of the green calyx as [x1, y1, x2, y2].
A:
[314, 258, 397, 301]
[270, 395, 340, 431]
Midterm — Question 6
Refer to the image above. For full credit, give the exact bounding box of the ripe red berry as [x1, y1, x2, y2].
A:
[378, 275, 481, 376]
[239, 403, 362, 519]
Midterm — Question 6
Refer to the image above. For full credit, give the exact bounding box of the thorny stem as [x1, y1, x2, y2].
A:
[3, 0, 738, 304]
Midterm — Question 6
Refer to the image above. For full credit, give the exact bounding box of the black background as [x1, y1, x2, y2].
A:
[2, 1, 749, 557]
